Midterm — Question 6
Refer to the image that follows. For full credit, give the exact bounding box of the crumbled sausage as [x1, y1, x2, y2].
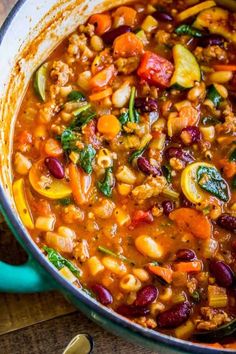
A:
[195, 307, 231, 331]
[194, 45, 228, 63]
[132, 176, 167, 201]
[50, 61, 73, 86]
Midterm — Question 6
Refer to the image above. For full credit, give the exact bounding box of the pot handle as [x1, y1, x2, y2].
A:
[0, 257, 55, 293]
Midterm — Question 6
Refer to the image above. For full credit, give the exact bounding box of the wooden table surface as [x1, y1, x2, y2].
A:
[0, 1, 156, 353]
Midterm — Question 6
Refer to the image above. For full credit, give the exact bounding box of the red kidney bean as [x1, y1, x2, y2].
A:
[102, 25, 131, 45]
[180, 126, 201, 145]
[135, 285, 158, 307]
[217, 214, 236, 233]
[137, 157, 162, 176]
[91, 284, 113, 305]
[157, 302, 191, 329]
[117, 304, 150, 317]
[134, 97, 158, 113]
[209, 260, 234, 288]
[44, 157, 65, 179]
[153, 11, 173, 22]
[176, 249, 196, 261]
[165, 147, 194, 163]
[198, 35, 225, 48]
[162, 200, 175, 216]
[129, 209, 154, 230]
[232, 240, 236, 252]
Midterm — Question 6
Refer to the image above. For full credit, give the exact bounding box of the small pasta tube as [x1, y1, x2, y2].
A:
[102, 256, 127, 276]
[132, 268, 150, 282]
[35, 216, 55, 232]
[119, 274, 142, 292]
[58, 226, 76, 240]
[159, 287, 173, 301]
[96, 148, 113, 168]
[87, 256, 104, 276]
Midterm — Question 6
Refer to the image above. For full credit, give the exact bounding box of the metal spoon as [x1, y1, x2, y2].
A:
[63, 333, 93, 354]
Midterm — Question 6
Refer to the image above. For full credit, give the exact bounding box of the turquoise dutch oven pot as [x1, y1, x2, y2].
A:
[0, 0, 234, 353]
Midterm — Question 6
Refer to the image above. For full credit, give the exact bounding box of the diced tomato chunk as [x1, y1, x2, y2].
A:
[129, 210, 153, 230]
[137, 51, 174, 87]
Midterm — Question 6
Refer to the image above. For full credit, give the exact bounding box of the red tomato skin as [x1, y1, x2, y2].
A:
[137, 51, 174, 87]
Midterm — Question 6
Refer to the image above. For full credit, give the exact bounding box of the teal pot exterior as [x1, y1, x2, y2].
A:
[0, 0, 234, 353]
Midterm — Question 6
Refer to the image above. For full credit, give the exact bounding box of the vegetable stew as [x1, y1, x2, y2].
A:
[12, 0, 236, 349]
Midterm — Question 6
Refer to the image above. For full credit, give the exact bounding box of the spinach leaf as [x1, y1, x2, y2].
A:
[197, 165, 229, 202]
[67, 90, 85, 102]
[119, 111, 129, 125]
[175, 24, 203, 38]
[229, 148, 236, 162]
[162, 165, 172, 183]
[207, 85, 222, 107]
[129, 87, 139, 123]
[44, 246, 80, 278]
[70, 108, 96, 130]
[201, 116, 221, 126]
[98, 246, 135, 265]
[191, 290, 201, 303]
[58, 197, 73, 206]
[97, 167, 114, 197]
[79, 144, 96, 174]
[60, 129, 79, 152]
[129, 146, 146, 163]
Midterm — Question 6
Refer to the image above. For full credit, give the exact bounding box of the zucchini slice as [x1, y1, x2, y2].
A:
[193, 7, 236, 44]
[34, 63, 48, 102]
[170, 44, 201, 89]
[207, 84, 222, 107]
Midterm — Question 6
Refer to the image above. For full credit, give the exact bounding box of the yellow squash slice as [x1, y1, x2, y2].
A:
[181, 162, 213, 204]
[13, 178, 34, 229]
[29, 160, 72, 199]
[177, 1, 216, 22]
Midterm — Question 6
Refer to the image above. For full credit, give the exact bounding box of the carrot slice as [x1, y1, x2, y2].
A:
[213, 64, 236, 71]
[174, 261, 202, 273]
[89, 87, 112, 101]
[88, 14, 111, 36]
[113, 6, 137, 27]
[69, 163, 92, 205]
[113, 33, 143, 58]
[148, 264, 173, 284]
[44, 138, 63, 157]
[97, 114, 121, 140]
[169, 208, 212, 239]
[90, 65, 116, 90]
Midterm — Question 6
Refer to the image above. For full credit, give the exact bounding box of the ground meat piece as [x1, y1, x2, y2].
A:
[63, 205, 85, 224]
[196, 307, 231, 331]
[169, 157, 185, 171]
[132, 176, 167, 201]
[155, 30, 171, 45]
[50, 61, 73, 86]
[39, 101, 58, 124]
[187, 277, 198, 294]
[194, 45, 228, 63]
[134, 316, 157, 329]
[229, 13, 236, 31]
[73, 239, 89, 262]
[216, 103, 236, 134]
[78, 23, 95, 37]
[115, 56, 140, 74]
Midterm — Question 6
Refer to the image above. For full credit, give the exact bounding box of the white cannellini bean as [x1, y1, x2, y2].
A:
[135, 235, 164, 259]
[112, 81, 131, 108]
[14, 152, 32, 175]
[77, 71, 91, 91]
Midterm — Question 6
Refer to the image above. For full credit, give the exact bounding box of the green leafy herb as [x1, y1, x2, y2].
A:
[79, 144, 96, 174]
[82, 287, 96, 298]
[67, 90, 86, 102]
[162, 165, 172, 183]
[191, 290, 201, 303]
[60, 129, 79, 152]
[98, 246, 135, 265]
[70, 107, 96, 130]
[201, 116, 221, 126]
[194, 318, 236, 342]
[207, 85, 222, 107]
[97, 167, 114, 197]
[44, 246, 80, 278]
[129, 146, 146, 163]
[58, 197, 73, 206]
[175, 24, 203, 38]
[129, 87, 139, 123]
[119, 111, 129, 125]
[229, 148, 236, 162]
[197, 165, 229, 202]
